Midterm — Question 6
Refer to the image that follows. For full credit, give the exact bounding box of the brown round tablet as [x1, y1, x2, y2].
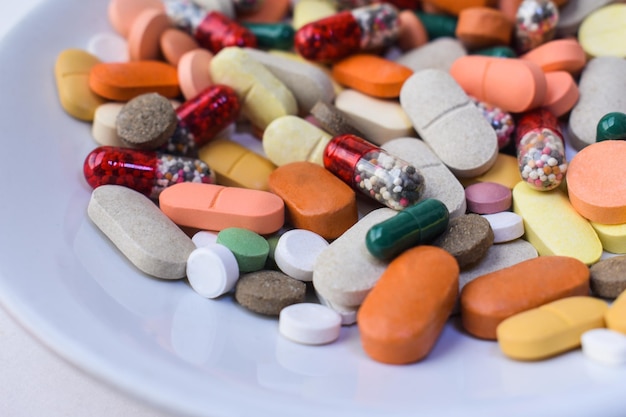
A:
[432, 213, 494, 269]
[589, 255, 626, 299]
[116, 93, 178, 149]
[235, 270, 307, 316]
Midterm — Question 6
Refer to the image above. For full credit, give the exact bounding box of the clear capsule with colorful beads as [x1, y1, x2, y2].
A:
[514, 0, 558, 54]
[164, 84, 240, 156]
[294, 3, 400, 63]
[515, 108, 567, 191]
[323, 134, 425, 210]
[471, 96, 515, 150]
[83, 146, 216, 199]
[163, 0, 256, 53]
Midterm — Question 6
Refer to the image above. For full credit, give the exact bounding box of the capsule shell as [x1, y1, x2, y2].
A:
[83, 146, 216, 199]
[514, 0, 558, 54]
[365, 199, 449, 260]
[323, 134, 425, 210]
[164, 84, 241, 155]
[294, 3, 399, 62]
[515, 108, 567, 191]
[242, 22, 294, 49]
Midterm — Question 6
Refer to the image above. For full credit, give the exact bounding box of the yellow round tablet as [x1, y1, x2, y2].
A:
[578, 4, 626, 58]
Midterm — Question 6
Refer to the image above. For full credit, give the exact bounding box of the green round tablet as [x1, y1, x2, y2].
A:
[216, 227, 269, 273]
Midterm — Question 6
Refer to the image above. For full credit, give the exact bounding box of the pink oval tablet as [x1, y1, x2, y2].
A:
[178, 49, 214, 101]
[128, 8, 172, 61]
[160, 28, 199, 67]
[464, 181, 512, 214]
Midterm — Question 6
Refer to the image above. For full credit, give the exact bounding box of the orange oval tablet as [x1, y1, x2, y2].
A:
[89, 60, 180, 101]
[449, 55, 546, 113]
[542, 71, 579, 117]
[455, 7, 513, 49]
[128, 8, 172, 61]
[567, 140, 626, 225]
[177, 49, 214, 101]
[520, 38, 587, 75]
[238, 0, 290, 23]
[331, 54, 413, 99]
[159, 182, 285, 235]
[108, 0, 164, 38]
[160, 28, 199, 67]
[460, 256, 590, 340]
[397, 10, 429, 51]
[421, 0, 496, 16]
[358, 246, 459, 364]
[268, 161, 358, 240]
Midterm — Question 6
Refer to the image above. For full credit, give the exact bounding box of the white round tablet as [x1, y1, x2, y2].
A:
[481, 211, 524, 243]
[279, 303, 342, 345]
[192, 230, 219, 248]
[581, 328, 626, 366]
[274, 229, 329, 282]
[87, 32, 129, 62]
[186, 244, 239, 299]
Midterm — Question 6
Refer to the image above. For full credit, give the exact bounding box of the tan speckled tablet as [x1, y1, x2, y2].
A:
[431, 214, 494, 268]
[87, 185, 196, 279]
[235, 270, 307, 316]
[116, 93, 178, 149]
[400, 69, 498, 178]
[589, 255, 626, 299]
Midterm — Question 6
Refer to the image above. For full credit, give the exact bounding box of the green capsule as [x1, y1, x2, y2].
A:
[415, 12, 457, 39]
[242, 22, 295, 50]
[472, 45, 517, 58]
[596, 112, 626, 142]
[365, 198, 449, 261]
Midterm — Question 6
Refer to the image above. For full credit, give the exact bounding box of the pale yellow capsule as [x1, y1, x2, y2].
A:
[496, 296, 609, 361]
[606, 289, 626, 335]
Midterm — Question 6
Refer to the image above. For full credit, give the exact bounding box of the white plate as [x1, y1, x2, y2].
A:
[0, 1, 625, 416]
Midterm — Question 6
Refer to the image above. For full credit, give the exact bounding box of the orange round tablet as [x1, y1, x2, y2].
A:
[397, 10, 429, 51]
[455, 7, 513, 49]
[177, 49, 214, 101]
[520, 38, 587, 75]
[128, 8, 172, 61]
[160, 28, 199, 66]
[108, 0, 164, 38]
[542, 71, 579, 117]
[567, 140, 626, 225]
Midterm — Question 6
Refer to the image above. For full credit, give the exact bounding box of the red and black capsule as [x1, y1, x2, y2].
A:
[84, 146, 216, 199]
[165, 84, 240, 156]
[323, 134, 425, 210]
[163, 0, 257, 53]
[294, 3, 400, 63]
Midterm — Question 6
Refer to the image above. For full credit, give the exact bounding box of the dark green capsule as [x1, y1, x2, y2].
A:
[242, 22, 294, 50]
[415, 12, 457, 39]
[596, 112, 626, 142]
[472, 45, 517, 58]
[365, 198, 449, 261]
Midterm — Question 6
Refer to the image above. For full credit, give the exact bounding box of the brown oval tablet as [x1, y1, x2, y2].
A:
[128, 8, 172, 61]
[116, 93, 178, 149]
[268, 161, 358, 240]
[460, 255, 590, 340]
[89, 60, 180, 101]
[432, 213, 494, 269]
[160, 28, 199, 66]
[589, 255, 626, 299]
[235, 270, 306, 316]
[455, 7, 513, 49]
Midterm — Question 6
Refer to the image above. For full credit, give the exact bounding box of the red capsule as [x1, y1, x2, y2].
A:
[84, 146, 216, 199]
[294, 3, 400, 62]
[164, 84, 240, 155]
[323, 134, 425, 210]
[164, 1, 256, 53]
[515, 108, 567, 191]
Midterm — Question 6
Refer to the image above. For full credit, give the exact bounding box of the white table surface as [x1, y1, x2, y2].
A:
[0, 2, 171, 416]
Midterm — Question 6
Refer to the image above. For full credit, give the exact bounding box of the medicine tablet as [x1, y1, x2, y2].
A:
[235, 270, 306, 316]
[279, 303, 342, 345]
[116, 93, 178, 149]
[274, 229, 329, 282]
[578, 4, 626, 58]
[186, 244, 239, 299]
[431, 213, 494, 268]
[581, 328, 626, 366]
[192, 230, 218, 248]
[92, 103, 125, 147]
[315, 290, 358, 326]
[481, 211, 524, 243]
[87, 32, 129, 62]
[216, 228, 269, 273]
[605, 289, 626, 334]
[464, 181, 512, 214]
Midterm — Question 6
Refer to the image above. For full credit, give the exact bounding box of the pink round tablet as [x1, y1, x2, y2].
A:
[178, 49, 214, 100]
[464, 182, 512, 214]
[128, 8, 172, 61]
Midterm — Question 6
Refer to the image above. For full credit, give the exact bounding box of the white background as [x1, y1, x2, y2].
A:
[0, 3, 170, 416]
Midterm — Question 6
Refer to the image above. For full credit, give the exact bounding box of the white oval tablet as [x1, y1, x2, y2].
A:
[87, 32, 129, 62]
[274, 229, 329, 282]
[192, 230, 218, 248]
[581, 328, 626, 366]
[481, 211, 525, 243]
[279, 303, 342, 345]
[186, 244, 239, 298]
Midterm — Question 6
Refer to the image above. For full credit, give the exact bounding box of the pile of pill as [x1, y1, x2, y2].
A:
[54, 0, 626, 366]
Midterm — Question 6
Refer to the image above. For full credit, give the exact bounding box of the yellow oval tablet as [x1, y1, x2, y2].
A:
[496, 296, 609, 361]
[578, 4, 626, 58]
[263, 115, 332, 167]
[54, 49, 107, 121]
[606, 289, 626, 335]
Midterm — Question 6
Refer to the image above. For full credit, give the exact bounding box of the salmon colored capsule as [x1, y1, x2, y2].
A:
[358, 246, 459, 364]
[294, 3, 400, 63]
[89, 60, 180, 101]
[515, 108, 567, 191]
[159, 182, 285, 235]
[331, 54, 413, 98]
[83, 146, 216, 199]
[164, 1, 256, 53]
[323, 134, 426, 210]
[164, 84, 240, 155]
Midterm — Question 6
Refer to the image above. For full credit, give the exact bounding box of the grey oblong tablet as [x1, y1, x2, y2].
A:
[87, 184, 196, 279]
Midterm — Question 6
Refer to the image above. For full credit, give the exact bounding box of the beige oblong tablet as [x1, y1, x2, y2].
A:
[400, 69, 498, 178]
[262, 115, 332, 166]
[497, 296, 609, 361]
[210, 47, 297, 130]
[87, 184, 196, 279]
[91, 102, 125, 146]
